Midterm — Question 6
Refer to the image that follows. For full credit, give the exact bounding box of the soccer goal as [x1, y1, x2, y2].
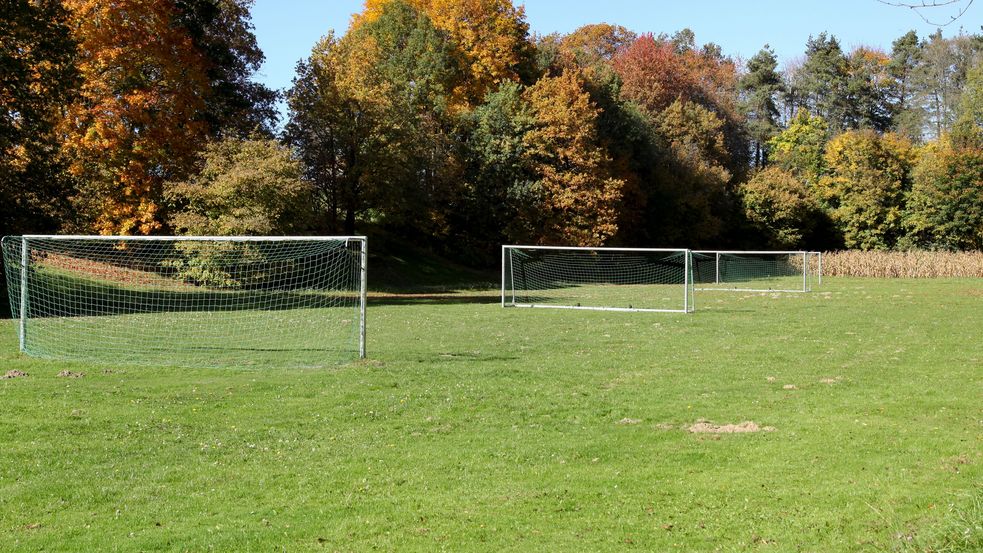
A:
[502, 246, 694, 313]
[1, 235, 367, 366]
[692, 250, 815, 292]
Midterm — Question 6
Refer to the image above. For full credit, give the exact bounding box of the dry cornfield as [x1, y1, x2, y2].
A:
[816, 250, 983, 278]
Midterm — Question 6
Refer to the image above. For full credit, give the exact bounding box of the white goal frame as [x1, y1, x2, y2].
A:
[692, 250, 815, 293]
[501, 245, 694, 313]
[4, 235, 368, 362]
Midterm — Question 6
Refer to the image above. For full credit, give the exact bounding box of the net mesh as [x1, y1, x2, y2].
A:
[503, 247, 694, 312]
[692, 251, 811, 292]
[2, 236, 365, 367]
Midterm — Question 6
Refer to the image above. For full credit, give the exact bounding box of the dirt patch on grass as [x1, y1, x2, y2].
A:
[688, 420, 775, 433]
[783, 384, 798, 390]
[3, 370, 28, 379]
[819, 376, 843, 384]
[57, 370, 85, 378]
[617, 417, 642, 425]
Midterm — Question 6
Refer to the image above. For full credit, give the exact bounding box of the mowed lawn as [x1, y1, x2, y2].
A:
[0, 277, 980, 551]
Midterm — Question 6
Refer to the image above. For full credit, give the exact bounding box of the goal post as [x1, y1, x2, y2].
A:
[502, 245, 695, 313]
[1, 235, 368, 366]
[692, 250, 814, 292]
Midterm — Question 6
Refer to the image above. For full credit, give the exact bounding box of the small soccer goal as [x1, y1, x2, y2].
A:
[1, 235, 367, 367]
[692, 250, 817, 292]
[502, 246, 694, 313]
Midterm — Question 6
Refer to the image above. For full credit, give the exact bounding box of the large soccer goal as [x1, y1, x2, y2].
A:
[1, 235, 367, 366]
[502, 246, 694, 313]
[692, 250, 816, 292]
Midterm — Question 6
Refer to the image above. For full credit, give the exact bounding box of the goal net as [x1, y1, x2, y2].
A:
[1, 235, 367, 366]
[692, 250, 814, 292]
[502, 246, 694, 313]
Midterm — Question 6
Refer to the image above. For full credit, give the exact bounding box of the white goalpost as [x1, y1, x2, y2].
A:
[502, 246, 694, 313]
[692, 250, 817, 292]
[1, 235, 368, 366]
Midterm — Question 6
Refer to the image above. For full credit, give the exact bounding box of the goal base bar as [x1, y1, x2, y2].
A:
[508, 303, 692, 314]
[695, 287, 809, 293]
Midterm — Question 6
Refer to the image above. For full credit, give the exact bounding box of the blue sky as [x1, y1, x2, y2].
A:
[251, 0, 981, 118]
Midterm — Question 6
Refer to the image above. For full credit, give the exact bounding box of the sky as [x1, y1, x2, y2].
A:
[251, 0, 981, 120]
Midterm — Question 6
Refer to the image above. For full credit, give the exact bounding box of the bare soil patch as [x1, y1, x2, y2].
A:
[57, 370, 85, 378]
[688, 420, 776, 433]
[783, 384, 797, 390]
[819, 376, 843, 384]
[617, 417, 642, 425]
[3, 370, 28, 379]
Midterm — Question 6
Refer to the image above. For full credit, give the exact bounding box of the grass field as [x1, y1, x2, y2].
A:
[0, 276, 981, 551]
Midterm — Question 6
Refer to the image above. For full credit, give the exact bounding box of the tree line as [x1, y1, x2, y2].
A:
[2, 0, 981, 268]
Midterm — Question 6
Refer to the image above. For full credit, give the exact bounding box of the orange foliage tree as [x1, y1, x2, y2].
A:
[60, 0, 210, 235]
[521, 71, 624, 246]
[612, 32, 747, 176]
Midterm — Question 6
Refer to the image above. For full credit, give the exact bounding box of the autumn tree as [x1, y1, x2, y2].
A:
[817, 130, 915, 249]
[950, 59, 983, 148]
[165, 136, 314, 235]
[359, 0, 534, 106]
[613, 34, 699, 116]
[613, 31, 748, 177]
[520, 71, 624, 246]
[549, 23, 636, 74]
[647, 99, 732, 245]
[0, 0, 80, 236]
[739, 167, 822, 248]
[768, 110, 831, 187]
[739, 46, 784, 167]
[59, 0, 212, 235]
[287, 1, 463, 237]
[902, 140, 983, 250]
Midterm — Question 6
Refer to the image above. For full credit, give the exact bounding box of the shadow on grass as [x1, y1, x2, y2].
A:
[369, 294, 501, 306]
[409, 352, 519, 363]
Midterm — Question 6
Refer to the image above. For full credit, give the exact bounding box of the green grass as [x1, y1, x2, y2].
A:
[0, 277, 981, 551]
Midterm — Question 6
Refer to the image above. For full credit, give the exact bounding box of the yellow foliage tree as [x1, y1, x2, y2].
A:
[60, 0, 210, 235]
[817, 130, 916, 249]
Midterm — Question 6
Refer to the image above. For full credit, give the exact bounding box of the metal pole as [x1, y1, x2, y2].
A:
[802, 251, 808, 292]
[818, 252, 823, 286]
[358, 238, 367, 359]
[500, 245, 506, 307]
[509, 248, 517, 305]
[19, 237, 28, 352]
[715, 252, 720, 284]
[684, 250, 691, 313]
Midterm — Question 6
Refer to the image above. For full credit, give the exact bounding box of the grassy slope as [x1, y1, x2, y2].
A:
[0, 277, 980, 551]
